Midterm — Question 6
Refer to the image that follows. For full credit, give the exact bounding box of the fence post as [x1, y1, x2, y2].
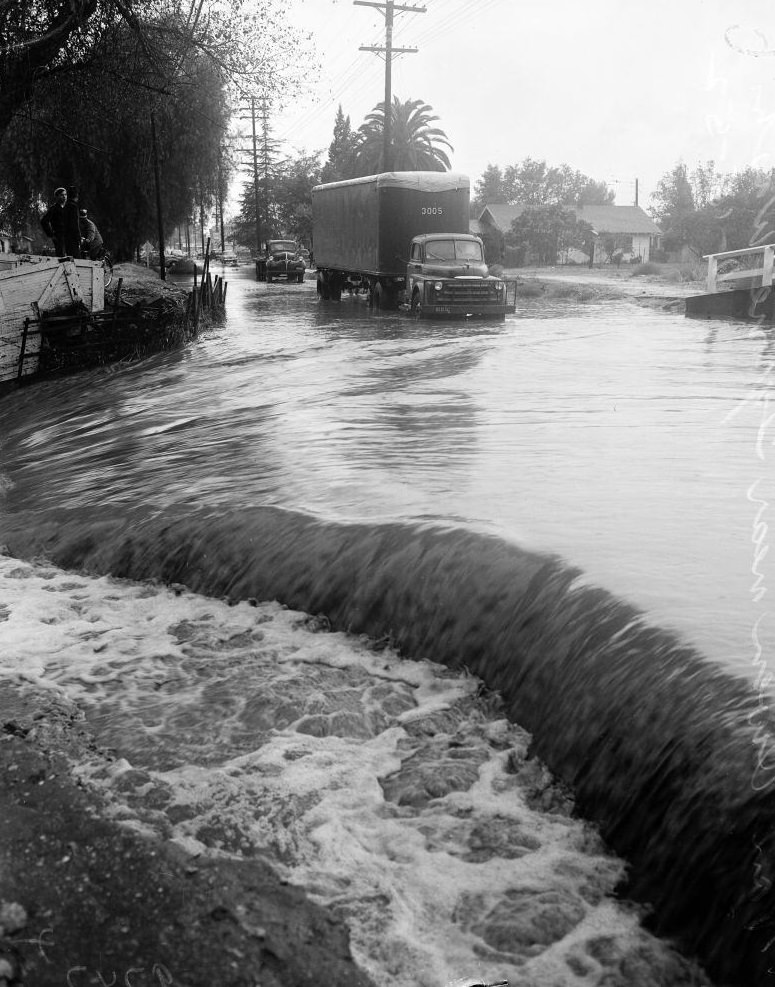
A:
[17, 318, 30, 379]
[706, 255, 718, 293]
[763, 245, 774, 287]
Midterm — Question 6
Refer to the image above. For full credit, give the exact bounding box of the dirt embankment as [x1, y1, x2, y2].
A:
[110, 263, 189, 311]
[501, 264, 702, 313]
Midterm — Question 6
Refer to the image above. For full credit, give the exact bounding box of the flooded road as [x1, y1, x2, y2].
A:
[3, 266, 772, 672]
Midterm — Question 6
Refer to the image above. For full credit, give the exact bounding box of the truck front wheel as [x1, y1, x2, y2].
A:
[411, 290, 423, 319]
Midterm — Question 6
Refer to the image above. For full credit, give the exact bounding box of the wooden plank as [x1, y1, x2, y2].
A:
[0, 303, 39, 382]
[716, 267, 765, 283]
[60, 261, 83, 306]
[36, 265, 68, 311]
[704, 246, 771, 260]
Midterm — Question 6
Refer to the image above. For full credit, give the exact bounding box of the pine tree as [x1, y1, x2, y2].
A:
[321, 106, 358, 183]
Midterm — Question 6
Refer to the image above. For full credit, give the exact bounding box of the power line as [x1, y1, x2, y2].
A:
[276, 0, 503, 150]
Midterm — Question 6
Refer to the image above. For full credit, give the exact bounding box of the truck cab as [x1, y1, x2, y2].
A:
[406, 234, 515, 319]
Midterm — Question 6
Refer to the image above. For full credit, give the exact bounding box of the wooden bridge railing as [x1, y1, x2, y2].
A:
[705, 244, 775, 292]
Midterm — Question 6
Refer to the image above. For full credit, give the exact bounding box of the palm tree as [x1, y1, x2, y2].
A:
[351, 97, 453, 177]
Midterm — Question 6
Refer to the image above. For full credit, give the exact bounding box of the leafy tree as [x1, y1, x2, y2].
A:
[0, 0, 306, 258]
[1, 10, 234, 259]
[505, 204, 591, 266]
[351, 97, 452, 176]
[705, 168, 775, 252]
[649, 164, 775, 258]
[473, 165, 507, 210]
[499, 158, 613, 207]
[502, 158, 552, 204]
[272, 152, 321, 244]
[0, 0, 124, 137]
[321, 106, 358, 184]
[234, 148, 321, 249]
[649, 162, 695, 248]
[669, 206, 726, 259]
[690, 160, 729, 210]
[231, 103, 284, 250]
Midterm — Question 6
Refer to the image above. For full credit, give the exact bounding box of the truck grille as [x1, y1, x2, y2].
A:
[438, 281, 498, 303]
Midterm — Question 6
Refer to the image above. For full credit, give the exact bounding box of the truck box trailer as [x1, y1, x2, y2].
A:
[312, 171, 514, 318]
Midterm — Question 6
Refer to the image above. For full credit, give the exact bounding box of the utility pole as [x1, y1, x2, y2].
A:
[261, 100, 272, 237]
[354, 1, 425, 171]
[251, 97, 262, 255]
[217, 145, 225, 254]
[150, 111, 166, 280]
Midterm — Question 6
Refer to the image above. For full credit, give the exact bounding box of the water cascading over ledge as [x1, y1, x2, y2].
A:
[5, 504, 774, 986]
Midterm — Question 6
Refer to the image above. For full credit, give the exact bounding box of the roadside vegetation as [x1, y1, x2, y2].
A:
[648, 160, 775, 260]
[470, 156, 775, 272]
[0, 0, 310, 260]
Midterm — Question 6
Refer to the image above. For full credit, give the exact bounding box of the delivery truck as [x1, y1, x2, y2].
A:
[312, 171, 515, 319]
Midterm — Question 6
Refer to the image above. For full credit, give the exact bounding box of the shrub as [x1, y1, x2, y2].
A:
[678, 263, 703, 282]
[504, 245, 526, 268]
[630, 261, 662, 277]
[518, 281, 544, 297]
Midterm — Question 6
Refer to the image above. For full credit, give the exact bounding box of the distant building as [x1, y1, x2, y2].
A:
[0, 230, 33, 254]
[478, 203, 662, 264]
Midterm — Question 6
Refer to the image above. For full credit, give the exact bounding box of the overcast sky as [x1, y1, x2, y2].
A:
[264, 0, 775, 209]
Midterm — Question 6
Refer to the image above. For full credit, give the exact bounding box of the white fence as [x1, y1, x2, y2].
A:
[705, 244, 775, 293]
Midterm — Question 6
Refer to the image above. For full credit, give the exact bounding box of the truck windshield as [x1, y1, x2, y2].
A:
[425, 240, 483, 261]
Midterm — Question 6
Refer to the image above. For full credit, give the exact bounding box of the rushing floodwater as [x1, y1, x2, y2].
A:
[2, 266, 775, 986]
[3, 269, 773, 668]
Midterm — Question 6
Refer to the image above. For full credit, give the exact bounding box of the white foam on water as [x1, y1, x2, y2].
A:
[0, 554, 710, 987]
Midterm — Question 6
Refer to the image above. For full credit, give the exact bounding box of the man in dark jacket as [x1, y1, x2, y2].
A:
[40, 187, 68, 255]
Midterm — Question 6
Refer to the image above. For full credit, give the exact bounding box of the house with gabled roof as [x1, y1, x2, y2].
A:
[478, 202, 662, 264]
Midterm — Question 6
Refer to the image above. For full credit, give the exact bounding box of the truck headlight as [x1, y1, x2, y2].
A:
[494, 281, 504, 293]
[433, 281, 443, 291]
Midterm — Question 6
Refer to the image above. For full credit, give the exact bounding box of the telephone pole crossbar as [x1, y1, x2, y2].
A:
[353, 0, 426, 171]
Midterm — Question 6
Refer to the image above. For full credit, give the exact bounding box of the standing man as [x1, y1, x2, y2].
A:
[40, 187, 68, 255]
[63, 186, 83, 257]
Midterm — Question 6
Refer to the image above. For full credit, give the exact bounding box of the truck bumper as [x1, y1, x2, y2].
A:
[421, 303, 509, 319]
